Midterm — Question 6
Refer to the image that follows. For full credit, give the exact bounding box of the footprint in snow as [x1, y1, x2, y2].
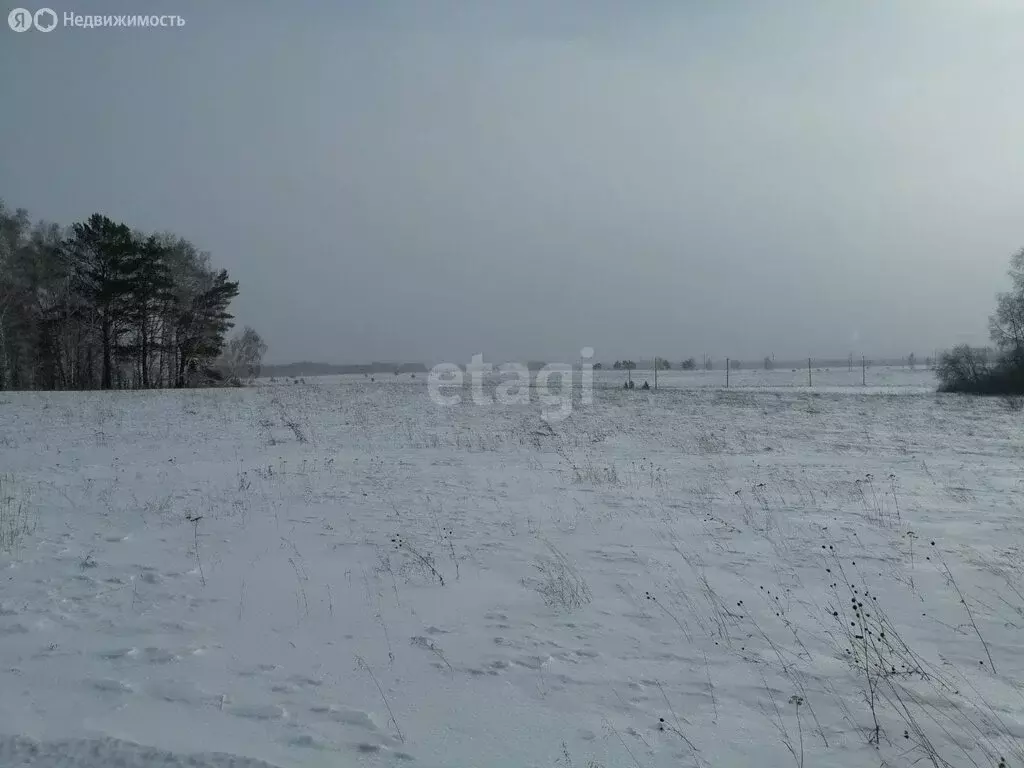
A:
[512, 655, 551, 671]
[483, 612, 511, 629]
[288, 674, 325, 688]
[238, 663, 279, 678]
[89, 678, 133, 693]
[285, 732, 333, 750]
[225, 702, 288, 721]
[310, 705, 379, 730]
[97, 647, 136, 660]
[140, 646, 179, 664]
[144, 679, 211, 705]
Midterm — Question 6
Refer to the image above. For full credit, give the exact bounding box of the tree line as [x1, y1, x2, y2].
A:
[938, 247, 1024, 395]
[0, 199, 263, 391]
[610, 358, 697, 371]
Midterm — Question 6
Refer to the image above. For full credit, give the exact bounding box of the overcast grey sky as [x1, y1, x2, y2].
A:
[2, 0, 1022, 364]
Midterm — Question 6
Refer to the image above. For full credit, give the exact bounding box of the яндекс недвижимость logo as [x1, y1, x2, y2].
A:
[8, 7, 57, 31]
[8, 8, 184, 31]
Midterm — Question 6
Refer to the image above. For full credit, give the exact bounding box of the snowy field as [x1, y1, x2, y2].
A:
[3, 368, 1024, 767]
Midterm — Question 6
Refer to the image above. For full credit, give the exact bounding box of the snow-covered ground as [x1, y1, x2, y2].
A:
[2, 369, 1023, 767]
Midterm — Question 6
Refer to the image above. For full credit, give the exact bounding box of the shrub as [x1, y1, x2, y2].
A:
[936, 345, 994, 393]
[940, 247, 1024, 395]
[936, 345, 1024, 395]
[528, 541, 591, 611]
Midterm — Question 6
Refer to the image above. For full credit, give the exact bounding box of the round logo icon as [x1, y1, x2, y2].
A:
[8, 7, 33, 31]
[34, 7, 57, 31]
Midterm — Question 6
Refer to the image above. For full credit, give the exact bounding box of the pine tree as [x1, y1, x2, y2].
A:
[173, 267, 239, 387]
[123, 235, 174, 388]
[63, 215, 137, 389]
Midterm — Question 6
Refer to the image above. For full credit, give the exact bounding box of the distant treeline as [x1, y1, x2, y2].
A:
[264, 357, 931, 380]
[611, 357, 929, 371]
[262, 362, 429, 377]
[0, 199, 257, 391]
